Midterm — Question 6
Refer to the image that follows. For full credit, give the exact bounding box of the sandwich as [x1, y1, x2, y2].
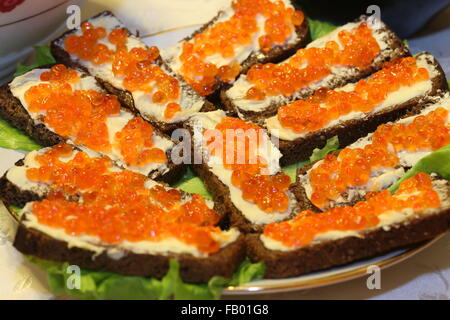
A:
[247, 172, 450, 278]
[293, 91, 450, 211]
[51, 11, 214, 133]
[186, 110, 298, 233]
[163, 0, 310, 98]
[0, 64, 185, 183]
[267, 53, 447, 165]
[222, 15, 411, 123]
[2, 144, 245, 283]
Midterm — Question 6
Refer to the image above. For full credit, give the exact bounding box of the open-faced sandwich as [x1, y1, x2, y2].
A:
[1, 144, 245, 283]
[163, 0, 310, 98]
[0, 64, 185, 183]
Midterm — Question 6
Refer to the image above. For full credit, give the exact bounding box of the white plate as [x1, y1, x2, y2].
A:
[0, 12, 445, 299]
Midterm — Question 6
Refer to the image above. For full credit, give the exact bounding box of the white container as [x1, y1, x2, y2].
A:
[0, 0, 84, 80]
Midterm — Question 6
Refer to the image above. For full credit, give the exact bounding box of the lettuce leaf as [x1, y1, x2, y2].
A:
[309, 136, 340, 163]
[388, 144, 450, 193]
[174, 167, 212, 199]
[0, 118, 41, 151]
[308, 18, 337, 40]
[28, 257, 265, 300]
[282, 136, 340, 182]
[15, 46, 56, 77]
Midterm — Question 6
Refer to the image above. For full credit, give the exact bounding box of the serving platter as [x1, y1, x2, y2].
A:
[0, 17, 446, 298]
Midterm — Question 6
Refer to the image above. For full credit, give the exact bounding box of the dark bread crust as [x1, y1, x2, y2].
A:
[14, 224, 246, 283]
[221, 15, 411, 122]
[277, 53, 448, 166]
[0, 159, 42, 209]
[50, 11, 215, 135]
[0, 72, 185, 185]
[247, 198, 450, 279]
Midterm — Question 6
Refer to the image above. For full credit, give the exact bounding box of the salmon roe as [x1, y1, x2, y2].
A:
[27, 144, 223, 253]
[309, 107, 450, 208]
[24, 65, 166, 167]
[206, 117, 291, 213]
[64, 22, 181, 120]
[277, 57, 430, 134]
[115, 118, 167, 167]
[245, 23, 380, 100]
[264, 173, 440, 247]
[179, 0, 303, 96]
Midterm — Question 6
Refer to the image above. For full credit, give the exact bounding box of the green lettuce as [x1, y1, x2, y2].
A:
[15, 46, 56, 77]
[29, 257, 265, 300]
[174, 167, 212, 200]
[388, 144, 450, 193]
[308, 18, 337, 40]
[0, 118, 41, 151]
[282, 136, 340, 182]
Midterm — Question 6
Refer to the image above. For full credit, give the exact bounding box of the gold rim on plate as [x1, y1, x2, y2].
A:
[222, 235, 444, 295]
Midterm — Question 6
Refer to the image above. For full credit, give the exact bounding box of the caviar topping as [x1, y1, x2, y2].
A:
[179, 0, 303, 96]
[277, 57, 430, 134]
[264, 173, 440, 247]
[309, 107, 449, 208]
[207, 117, 291, 213]
[24, 65, 166, 167]
[64, 22, 181, 119]
[245, 23, 380, 100]
[27, 145, 223, 253]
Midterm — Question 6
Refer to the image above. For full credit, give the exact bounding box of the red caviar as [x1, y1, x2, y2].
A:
[24, 65, 166, 167]
[27, 145, 222, 253]
[207, 117, 291, 213]
[179, 0, 303, 96]
[245, 23, 380, 100]
[264, 173, 440, 247]
[64, 23, 181, 119]
[277, 57, 430, 134]
[115, 118, 167, 167]
[309, 107, 449, 208]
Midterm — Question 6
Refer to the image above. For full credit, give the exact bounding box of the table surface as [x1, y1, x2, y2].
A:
[1, 0, 449, 300]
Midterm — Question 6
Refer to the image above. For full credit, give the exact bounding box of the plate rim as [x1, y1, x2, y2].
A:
[222, 235, 444, 295]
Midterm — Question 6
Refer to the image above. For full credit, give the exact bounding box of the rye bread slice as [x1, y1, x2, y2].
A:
[246, 178, 450, 279]
[163, 1, 310, 102]
[14, 223, 246, 283]
[221, 15, 411, 123]
[0, 70, 186, 185]
[50, 11, 215, 134]
[276, 52, 448, 166]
